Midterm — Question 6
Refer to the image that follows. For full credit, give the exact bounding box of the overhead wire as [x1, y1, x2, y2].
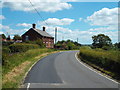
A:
[28, 0, 49, 26]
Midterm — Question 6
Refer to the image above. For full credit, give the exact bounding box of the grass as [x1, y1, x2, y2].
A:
[78, 46, 120, 81]
[2, 48, 59, 88]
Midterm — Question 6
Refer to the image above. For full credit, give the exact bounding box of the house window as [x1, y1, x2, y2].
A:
[25, 35, 29, 41]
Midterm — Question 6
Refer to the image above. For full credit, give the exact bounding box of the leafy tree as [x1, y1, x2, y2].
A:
[13, 35, 22, 41]
[114, 42, 120, 49]
[92, 34, 112, 48]
[6, 35, 11, 40]
[2, 34, 6, 39]
[55, 40, 81, 50]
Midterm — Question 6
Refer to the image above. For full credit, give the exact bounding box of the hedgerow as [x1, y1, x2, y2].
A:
[9, 43, 39, 53]
[79, 47, 120, 74]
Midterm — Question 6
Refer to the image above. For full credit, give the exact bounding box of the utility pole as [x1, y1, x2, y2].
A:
[55, 27, 57, 44]
[77, 38, 78, 43]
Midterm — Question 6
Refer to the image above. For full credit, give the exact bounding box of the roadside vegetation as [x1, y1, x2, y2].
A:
[2, 34, 58, 88]
[2, 48, 57, 88]
[55, 40, 81, 50]
[78, 34, 120, 81]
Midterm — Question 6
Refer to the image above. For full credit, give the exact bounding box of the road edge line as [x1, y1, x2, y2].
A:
[75, 52, 119, 84]
[27, 83, 30, 90]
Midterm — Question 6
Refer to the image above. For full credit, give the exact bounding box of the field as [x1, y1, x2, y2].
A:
[78, 46, 120, 81]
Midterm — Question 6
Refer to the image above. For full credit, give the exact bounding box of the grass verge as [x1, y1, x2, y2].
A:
[2, 48, 60, 88]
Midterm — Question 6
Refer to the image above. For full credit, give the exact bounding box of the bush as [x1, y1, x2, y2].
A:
[9, 43, 39, 53]
[25, 39, 45, 48]
[2, 47, 11, 54]
[102, 46, 111, 50]
[2, 41, 14, 46]
[79, 47, 120, 74]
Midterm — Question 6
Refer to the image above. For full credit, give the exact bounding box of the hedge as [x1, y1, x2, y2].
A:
[79, 47, 120, 74]
[2, 47, 11, 54]
[9, 43, 40, 53]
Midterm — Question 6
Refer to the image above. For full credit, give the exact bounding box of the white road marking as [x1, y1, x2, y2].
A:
[75, 52, 119, 84]
[27, 83, 30, 90]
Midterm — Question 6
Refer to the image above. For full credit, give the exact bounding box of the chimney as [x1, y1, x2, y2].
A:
[43, 26, 45, 31]
[32, 23, 36, 28]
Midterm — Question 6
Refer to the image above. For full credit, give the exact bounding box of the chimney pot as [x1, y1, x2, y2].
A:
[32, 24, 36, 28]
[43, 26, 45, 31]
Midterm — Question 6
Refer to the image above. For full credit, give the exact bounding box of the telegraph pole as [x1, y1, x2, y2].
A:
[55, 27, 57, 44]
[77, 38, 78, 43]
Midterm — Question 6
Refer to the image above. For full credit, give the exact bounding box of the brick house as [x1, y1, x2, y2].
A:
[22, 24, 54, 48]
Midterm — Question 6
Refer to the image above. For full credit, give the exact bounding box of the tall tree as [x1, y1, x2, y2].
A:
[92, 34, 112, 48]
[13, 35, 22, 41]
[2, 34, 6, 39]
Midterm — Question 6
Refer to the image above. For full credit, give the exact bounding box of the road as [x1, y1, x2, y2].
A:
[23, 51, 119, 89]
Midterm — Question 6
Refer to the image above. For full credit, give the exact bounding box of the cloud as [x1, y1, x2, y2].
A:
[0, 15, 5, 19]
[0, 24, 28, 36]
[39, 18, 74, 26]
[0, 24, 10, 30]
[16, 23, 31, 27]
[38, 25, 118, 44]
[79, 18, 82, 21]
[84, 7, 118, 43]
[86, 8, 118, 26]
[2, 0, 72, 12]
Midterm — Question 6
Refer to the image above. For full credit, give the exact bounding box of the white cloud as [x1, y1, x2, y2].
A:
[39, 18, 74, 26]
[2, 0, 72, 12]
[38, 25, 118, 44]
[16, 23, 31, 27]
[0, 31, 3, 34]
[0, 24, 10, 30]
[86, 8, 118, 26]
[0, 15, 5, 19]
[0, 24, 28, 36]
[84, 7, 118, 43]
[79, 18, 82, 21]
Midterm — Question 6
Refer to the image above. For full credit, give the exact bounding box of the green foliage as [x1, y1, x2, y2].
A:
[13, 34, 22, 41]
[25, 39, 45, 48]
[55, 40, 81, 50]
[2, 48, 55, 75]
[2, 34, 6, 39]
[2, 41, 14, 46]
[9, 43, 39, 53]
[102, 46, 112, 50]
[2, 48, 56, 88]
[79, 47, 120, 74]
[2, 47, 11, 54]
[92, 34, 112, 48]
[114, 42, 120, 49]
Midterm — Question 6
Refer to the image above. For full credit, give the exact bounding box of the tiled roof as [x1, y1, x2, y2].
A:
[32, 28, 53, 38]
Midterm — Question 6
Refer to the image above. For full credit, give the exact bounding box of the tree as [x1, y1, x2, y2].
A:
[2, 34, 6, 39]
[114, 42, 120, 49]
[6, 35, 11, 40]
[13, 35, 22, 41]
[92, 34, 112, 48]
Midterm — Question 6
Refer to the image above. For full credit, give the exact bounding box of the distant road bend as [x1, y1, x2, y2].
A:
[23, 51, 119, 88]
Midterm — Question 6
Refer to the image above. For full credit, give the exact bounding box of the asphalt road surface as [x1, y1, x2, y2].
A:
[23, 51, 119, 89]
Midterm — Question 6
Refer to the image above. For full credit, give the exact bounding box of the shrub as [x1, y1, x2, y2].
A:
[2, 47, 11, 54]
[25, 39, 45, 48]
[79, 47, 120, 74]
[102, 46, 111, 50]
[2, 41, 14, 46]
[9, 43, 39, 53]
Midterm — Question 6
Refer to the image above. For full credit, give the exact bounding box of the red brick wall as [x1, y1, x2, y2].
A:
[42, 37, 54, 48]
[22, 29, 54, 48]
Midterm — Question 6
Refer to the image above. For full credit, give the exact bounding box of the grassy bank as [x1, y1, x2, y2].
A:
[78, 46, 120, 81]
[2, 48, 58, 88]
